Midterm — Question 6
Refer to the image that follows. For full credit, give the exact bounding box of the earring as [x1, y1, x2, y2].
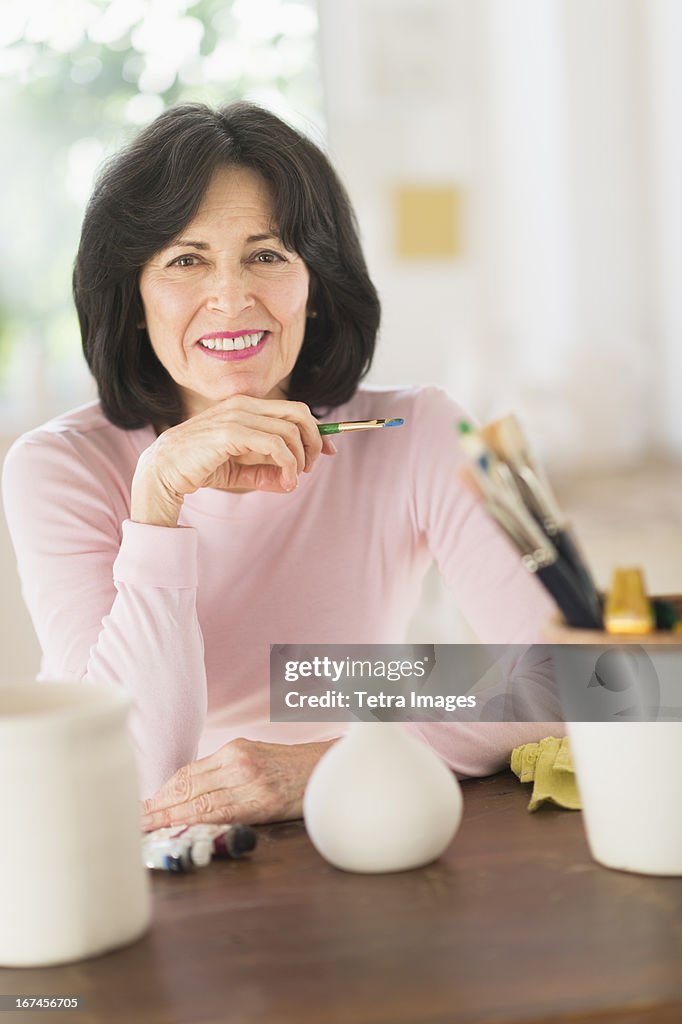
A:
[307, 310, 318, 319]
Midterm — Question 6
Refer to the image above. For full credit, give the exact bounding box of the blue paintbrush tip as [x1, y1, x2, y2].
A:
[384, 418, 404, 427]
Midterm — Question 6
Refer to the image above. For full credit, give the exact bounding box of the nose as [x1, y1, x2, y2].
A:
[205, 261, 255, 317]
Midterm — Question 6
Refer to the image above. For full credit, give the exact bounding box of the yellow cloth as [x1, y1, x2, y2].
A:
[510, 736, 581, 812]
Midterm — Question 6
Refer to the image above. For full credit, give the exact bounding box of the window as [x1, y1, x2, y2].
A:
[0, 0, 323, 427]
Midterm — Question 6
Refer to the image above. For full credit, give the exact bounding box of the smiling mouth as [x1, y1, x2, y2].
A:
[197, 330, 267, 352]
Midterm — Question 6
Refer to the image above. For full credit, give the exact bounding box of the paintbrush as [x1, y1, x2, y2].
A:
[461, 465, 603, 628]
[460, 465, 554, 565]
[458, 422, 603, 629]
[458, 425, 550, 551]
[318, 418, 404, 435]
[480, 414, 603, 626]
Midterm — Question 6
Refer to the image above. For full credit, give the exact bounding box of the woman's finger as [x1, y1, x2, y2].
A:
[140, 740, 256, 820]
[142, 762, 222, 815]
[219, 410, 308, 473]
[206, 461, 297, 494]
[141, 790, 234, 830]
[140, 739, 333, 830]
[140, 772, 266, 831]
[280, 401, 324, 472]
[140, 762, 233, 830]
[219, 425, 299, 488]
[227, 397, 323, 472]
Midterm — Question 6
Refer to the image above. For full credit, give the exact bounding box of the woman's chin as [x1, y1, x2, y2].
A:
[181, 381, 285, 415]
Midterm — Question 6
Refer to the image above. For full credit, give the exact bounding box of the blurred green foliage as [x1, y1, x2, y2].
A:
[0, 0, 322, 407]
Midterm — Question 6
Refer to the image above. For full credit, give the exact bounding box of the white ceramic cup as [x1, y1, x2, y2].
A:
[0, 680, 150, 966]
[546, 608, 682, 877]
[566, 721, 682, 876]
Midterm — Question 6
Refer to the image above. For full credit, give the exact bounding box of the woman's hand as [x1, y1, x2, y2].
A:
[139, 737, 337, 830]
[131, 395, 337, 526]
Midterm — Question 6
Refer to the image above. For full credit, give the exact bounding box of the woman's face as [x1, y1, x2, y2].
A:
[139, 165, 310, 418]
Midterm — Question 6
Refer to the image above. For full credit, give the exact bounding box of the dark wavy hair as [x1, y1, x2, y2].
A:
[73, 101, 381, 429]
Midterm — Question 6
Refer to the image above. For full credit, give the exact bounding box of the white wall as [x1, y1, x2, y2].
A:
[317, 0, 682, 470]
[645, 0, 682, 452]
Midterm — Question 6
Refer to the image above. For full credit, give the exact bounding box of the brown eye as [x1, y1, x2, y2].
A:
[170, 255, 200, 268]
[253, 250, 285, 264]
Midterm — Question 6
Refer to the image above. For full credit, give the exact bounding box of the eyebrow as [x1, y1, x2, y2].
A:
[167, 232, 281, 249]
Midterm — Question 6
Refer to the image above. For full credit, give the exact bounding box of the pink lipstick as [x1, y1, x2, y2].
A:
[196, 330, 269, 361]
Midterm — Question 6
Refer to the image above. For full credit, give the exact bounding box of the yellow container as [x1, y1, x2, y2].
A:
[544, 595, 682, 645]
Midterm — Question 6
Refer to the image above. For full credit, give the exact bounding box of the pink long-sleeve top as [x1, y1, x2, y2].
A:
[2, 384, 564, 797]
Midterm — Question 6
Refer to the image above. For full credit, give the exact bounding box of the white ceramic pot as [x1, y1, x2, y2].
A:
[567, 721, 682, 876]
[0, 681, 150, 966]
[303, 722, 463, 873]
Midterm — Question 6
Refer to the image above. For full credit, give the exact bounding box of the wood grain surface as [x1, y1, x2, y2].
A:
[2, 772, 681, 1024]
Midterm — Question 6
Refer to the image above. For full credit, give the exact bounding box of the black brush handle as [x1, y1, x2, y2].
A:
[553, 529, 603, 626]
[536, 559, 604, 630]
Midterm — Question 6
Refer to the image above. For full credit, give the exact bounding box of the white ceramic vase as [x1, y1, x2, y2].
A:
[303, 722, 463, 873]
[0, 681, 150, 966]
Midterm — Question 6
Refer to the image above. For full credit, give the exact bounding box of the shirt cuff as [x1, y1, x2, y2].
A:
[113, 519, 199, 589]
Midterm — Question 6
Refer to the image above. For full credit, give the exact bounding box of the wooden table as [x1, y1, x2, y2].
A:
[3, 772, 682, 1024]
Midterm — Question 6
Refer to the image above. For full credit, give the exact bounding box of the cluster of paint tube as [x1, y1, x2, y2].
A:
[142, 823, 257, 872]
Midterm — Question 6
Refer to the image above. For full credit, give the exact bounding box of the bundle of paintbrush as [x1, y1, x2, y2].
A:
[457, 416, 603, 630]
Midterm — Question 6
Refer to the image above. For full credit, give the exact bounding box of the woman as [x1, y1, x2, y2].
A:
[2, 102, 563, 827]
